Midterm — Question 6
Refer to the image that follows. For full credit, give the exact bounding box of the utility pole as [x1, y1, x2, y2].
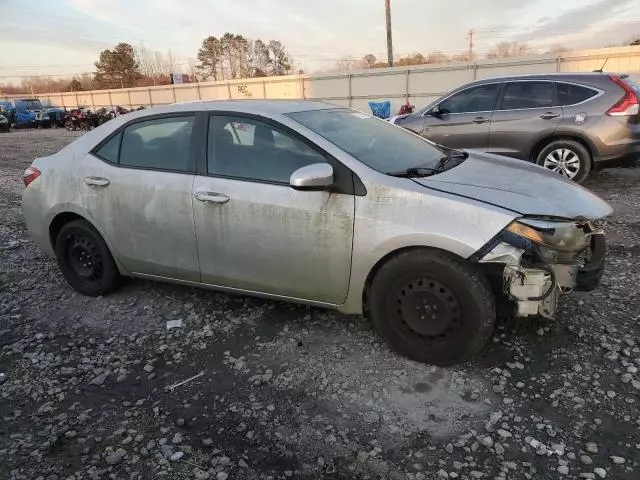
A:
[385, 0, 393, 67]
[467, 29, 474, 61]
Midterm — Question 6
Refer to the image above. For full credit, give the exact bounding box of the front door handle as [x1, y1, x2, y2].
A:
[193, 191, 230, 205]
[84, 176, 110, 187]
[540, 112, 560, 120]
[472, 116, 489, 124]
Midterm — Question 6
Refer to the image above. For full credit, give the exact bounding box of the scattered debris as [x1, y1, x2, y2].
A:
[166, 319, 183, 330]
[165, 371, 205, 392]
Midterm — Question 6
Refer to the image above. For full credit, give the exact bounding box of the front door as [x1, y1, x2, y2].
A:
[489, 80, 562, 159]
[420, 82, 501, 149]
[78, 114, 200, 281]
[192, 114, 354, 304]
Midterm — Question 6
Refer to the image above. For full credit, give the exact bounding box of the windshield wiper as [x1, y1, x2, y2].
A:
[435, 149, 469, 172]
[386, 149, 469, 178]
[385, 166, 440, 178]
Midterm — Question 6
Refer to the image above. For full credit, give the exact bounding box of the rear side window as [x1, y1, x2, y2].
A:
[501, 82, 556, 109]
[119, 116, 194, 172]
[94, 132, 121, 163]
[557, 83, 598, 105]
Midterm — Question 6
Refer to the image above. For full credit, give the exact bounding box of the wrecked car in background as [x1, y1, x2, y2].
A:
[22, 101, 612, 365]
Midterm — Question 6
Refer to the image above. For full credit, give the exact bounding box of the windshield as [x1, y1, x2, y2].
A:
[16, 100, 42, 111]
[287, 108, 443, 172]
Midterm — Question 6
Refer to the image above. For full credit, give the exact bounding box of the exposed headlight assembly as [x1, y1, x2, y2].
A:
[505, 219, 590, 253]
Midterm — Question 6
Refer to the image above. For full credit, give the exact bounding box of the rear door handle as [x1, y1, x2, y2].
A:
[84, 176, 110, 187]
[193, 191, 230, 205]
[472, 117, 489, 124]
[540, 112, 560, 120]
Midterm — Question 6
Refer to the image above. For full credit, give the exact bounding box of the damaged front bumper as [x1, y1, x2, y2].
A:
[478, 221, 606, 319]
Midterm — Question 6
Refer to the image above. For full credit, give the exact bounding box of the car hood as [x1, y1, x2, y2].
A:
[414, 151, 613, 219]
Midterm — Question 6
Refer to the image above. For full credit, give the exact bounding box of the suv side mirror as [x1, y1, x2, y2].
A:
[290, 163, 334, 190]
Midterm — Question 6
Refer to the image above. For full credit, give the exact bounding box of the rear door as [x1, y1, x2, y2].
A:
[489, 80, 562, 159]
[78, 114, 200, 281]
[419, 83, 501, 149]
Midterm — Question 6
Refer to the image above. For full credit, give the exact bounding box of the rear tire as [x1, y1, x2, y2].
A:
[55, 219, 121, 296]
[368, 249, 495, 365]
[536, 139, 591, 183]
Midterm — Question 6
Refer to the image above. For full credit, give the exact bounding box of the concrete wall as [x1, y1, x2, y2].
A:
[3, 46, 639, 113]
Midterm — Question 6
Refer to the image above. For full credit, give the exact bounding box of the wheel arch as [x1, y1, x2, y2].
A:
[48, 208, 128, 275]
[360, 245, 469, 315]
[530, 132, 596, 167]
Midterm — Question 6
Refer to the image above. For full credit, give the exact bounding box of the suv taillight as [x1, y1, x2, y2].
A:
[607, 75, 640, 116]
[23, 167, 41, 187]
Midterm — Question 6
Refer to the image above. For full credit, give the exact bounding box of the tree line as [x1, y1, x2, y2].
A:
[1, 34, 638, 95]
[330, 36, 640, 72]
[0, 33, 293, 95]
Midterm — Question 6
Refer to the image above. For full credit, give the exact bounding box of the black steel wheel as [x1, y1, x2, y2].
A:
[393, 277, 462, 342]
[55, 219, 121, 296]
[368, 249, 495, 365]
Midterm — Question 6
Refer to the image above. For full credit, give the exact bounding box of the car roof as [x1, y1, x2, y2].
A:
[129, 100, 339, 117]
[468, 72, 623, 85]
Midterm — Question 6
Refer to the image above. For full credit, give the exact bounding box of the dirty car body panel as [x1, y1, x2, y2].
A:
[23, 100, 612, 330]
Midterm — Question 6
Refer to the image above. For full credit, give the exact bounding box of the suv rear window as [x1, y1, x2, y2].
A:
[557, 83, 599, 106]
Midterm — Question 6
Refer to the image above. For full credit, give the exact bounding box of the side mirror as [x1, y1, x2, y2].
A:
[430, 105, 442, 116]
[290, 163, 334, 190]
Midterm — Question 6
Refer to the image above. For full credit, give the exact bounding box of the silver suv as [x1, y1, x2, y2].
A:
[391, 73, 640, 183]
[23, 101, 611, 365]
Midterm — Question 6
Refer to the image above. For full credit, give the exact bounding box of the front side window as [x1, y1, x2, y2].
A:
[288, 108, 444, 173]
[208, 115, 327, 183]
[438, 84, 500, 114]
[119, 116, 194, 171]
[501, 82, 556, 110]
[557, 83, 599, 105]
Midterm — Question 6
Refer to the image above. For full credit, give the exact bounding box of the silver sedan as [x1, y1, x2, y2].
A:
[22, 100, 612, 365]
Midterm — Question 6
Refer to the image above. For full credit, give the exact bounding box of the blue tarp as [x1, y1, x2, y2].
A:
[368, 101, 391, 119]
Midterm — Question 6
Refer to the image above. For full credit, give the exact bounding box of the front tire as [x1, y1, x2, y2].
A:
[536, 139, 591, 183]
[368, 249, 495, 365]
[55, 220, 121, 296]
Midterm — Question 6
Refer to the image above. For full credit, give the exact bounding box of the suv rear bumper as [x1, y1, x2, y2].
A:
[594, 142, 640, 168]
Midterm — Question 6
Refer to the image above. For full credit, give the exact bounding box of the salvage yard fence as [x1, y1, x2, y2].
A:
[3, 46, 640, 114]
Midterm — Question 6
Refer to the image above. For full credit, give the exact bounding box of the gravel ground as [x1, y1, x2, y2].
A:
[1, 128, 639, 480]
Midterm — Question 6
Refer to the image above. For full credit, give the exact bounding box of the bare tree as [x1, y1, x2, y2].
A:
[268, 40, 291, 76]
[425, 51, 450, 63]
[134, 46, 176, 85]
[396, 53, 427, 66]
[362, 54, 378, 69]
[547, 44, 569, 54]
[451, 52, 472, 62]
[330, 57, 362, 73]
[487, 41, 531, 59]
[251, 39, 271, 77]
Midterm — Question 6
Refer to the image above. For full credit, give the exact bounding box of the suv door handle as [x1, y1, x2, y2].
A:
[540, 112, 560, 120]
[472, 116, 489, 124]
[193, 191, 230, 205]
[84, 176, 110, 187]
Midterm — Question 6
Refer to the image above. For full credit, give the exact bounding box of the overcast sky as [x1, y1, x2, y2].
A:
[1, 0, 639, 82]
